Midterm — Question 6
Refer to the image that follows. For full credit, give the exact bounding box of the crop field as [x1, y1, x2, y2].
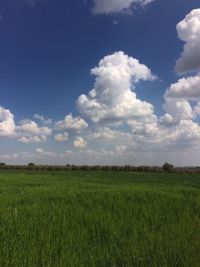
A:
[0, 170, 200, 267]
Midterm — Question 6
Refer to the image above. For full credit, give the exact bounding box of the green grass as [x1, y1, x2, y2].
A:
[0, 170, 200, 267]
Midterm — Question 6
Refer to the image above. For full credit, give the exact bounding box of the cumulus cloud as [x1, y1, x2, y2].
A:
[161, 72, 200, 148]
[76, 50, 200, 153]
[0, 107, 52, 143]
[164, 99, 193, 120]
[0, 106, 15, 136]
[175, 9, 200, 73]
[54, 132, 69, 142]
[92, 0, 154, 15]
[73, 137, 87, 149]
[17, 120, 52, 135]
[159, 114, 179, 127]
[164, 74, 200, 120]
[127, 115, 159, 138]
[0, 106, 15, 137]
[77, 51, 156, 125]
[55, 113, 88, 131]
[165, 75, 200, 100]
[160, 9, 200, 150]
[16, 120, 52, 143]
[164, 120, 200, 147]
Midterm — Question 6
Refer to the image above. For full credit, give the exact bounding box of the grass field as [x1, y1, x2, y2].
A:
[0, 170, 200, 267]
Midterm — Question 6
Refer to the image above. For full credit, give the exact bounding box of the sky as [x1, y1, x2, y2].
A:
[0, 0, 200, 166]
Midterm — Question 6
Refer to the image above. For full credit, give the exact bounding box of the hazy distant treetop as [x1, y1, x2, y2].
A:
[163, 162, 174, 172]
[28, 163, 36, 167]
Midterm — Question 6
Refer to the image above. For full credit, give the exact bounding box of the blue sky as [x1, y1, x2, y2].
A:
[0, 0, 200, 165]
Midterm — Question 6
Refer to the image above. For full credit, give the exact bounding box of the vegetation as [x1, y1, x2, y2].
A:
[0, 170, 200, 266]
[162, 162, 174, 172]
[28, 162, 36, 167]
[0, 163, 200, 174]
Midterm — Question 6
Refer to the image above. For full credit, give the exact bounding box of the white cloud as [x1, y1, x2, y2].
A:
[127, 115, 159, 138]
[76, 51, 195, 153]
[33, 114, 53, 125]
[73, 137, 87, 149]
[165, 120, 200, 146]
[92, 0, 154, 15]
[36, 148, 60, 158]
[164, 99, 193, 120]
[18, 135, 47, 144]
[54, 132, 69, 142]
[116, 145, 127, 153]
[193, 101, 200, 117]
[16, 120, 52, 143]
[161, 73, 200, 148]
[33, 114, 45, 121]
[55, 113, 88, 131]
[165, 75, 200, 100]
[0, 153, 18, 160]
[77, 51, 156, 124]
[164, 74, 200, 120]
[159, 114, 178, 127]
[176, 9, 200, 73]
[17, 120, 52, 135]
[36, 148, 44, 153]
[0, 106, 15, 137]
[92, 127, 131, 140]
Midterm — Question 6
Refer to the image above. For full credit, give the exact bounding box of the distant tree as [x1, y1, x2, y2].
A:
[66, 164, 71, 170]
[163, 162, 174, 173]
[28, 162, 36, 167]
[0, 163, 6, 167]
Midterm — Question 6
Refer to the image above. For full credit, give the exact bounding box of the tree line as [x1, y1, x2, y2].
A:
[0, 162, 200, 173]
